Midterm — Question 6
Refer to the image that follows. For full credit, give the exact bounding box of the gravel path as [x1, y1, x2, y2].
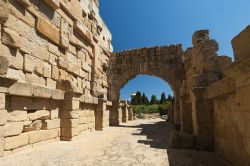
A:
[0, 119, 231, 166]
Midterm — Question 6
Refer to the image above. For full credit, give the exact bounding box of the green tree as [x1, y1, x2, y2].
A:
[141, 93, 146, 105]
[136, 92, 142, 105]
[150, 95, 158, 105]
[145, 96, 149, 105]
[160, 92, 167, 104]
[131, 94, 138, 105]
[167, 95, 173, 102]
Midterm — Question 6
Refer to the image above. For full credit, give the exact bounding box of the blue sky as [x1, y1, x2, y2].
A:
[100, 0, 250, 100]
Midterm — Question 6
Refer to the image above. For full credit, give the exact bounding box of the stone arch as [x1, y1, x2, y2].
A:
[108, 45, 186, 126]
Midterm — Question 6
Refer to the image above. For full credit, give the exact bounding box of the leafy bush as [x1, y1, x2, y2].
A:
[132, 102, 170, 115]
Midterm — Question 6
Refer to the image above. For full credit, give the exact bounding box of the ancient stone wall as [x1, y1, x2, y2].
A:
[0, 0, 122, 157]
[205, 26, 250, 166]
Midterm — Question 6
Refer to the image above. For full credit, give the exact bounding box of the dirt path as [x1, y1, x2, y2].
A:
[0, 119, 231, 166]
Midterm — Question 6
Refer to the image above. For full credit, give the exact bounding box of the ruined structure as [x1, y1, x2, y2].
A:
[0, 0, 250, 166]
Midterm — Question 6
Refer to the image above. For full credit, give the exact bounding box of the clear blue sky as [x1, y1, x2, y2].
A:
[100, 0, 250, 100]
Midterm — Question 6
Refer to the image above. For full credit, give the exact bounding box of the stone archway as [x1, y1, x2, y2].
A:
[108, 45, 185, 126]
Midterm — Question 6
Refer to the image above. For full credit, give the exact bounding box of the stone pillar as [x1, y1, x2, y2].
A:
[190, 88, 214, 150]
[174, 97, 181, 130]
[128, 106, 133, 121]
[60, 94, 80, 141]
[109, 101, 119, 126]
[122, 103, 128, 123]
[180, 94, 193, 134]
[95, 99, 106, 130]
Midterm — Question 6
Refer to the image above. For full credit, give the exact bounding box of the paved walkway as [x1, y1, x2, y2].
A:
[0, 119, 231, 166]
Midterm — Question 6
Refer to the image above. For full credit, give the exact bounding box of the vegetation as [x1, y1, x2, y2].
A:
[130, 91, 173, 116]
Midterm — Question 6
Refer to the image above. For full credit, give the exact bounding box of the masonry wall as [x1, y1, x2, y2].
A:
[205, 26, 250, 166]
[0, 0, 115, 157]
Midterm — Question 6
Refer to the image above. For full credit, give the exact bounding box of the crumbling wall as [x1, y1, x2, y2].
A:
[205, 26, 250, 166]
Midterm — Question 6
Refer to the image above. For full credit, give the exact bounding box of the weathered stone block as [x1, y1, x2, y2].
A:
[0, 110, 7, 126]
[4, 133, 29, 150]
[9, 82, 33, 96]
[9, 51, 23, 70]
[0, 93, 5, 110]
[52, 65, 59, 80]
[2, 28, 20, 49]
[23, 120, 42, 132]
[61, 111, 79, 119]
[0, 1, 9, 24]
[16, 0, 31, 7]
[33, 86, 51, 98]
[4, 122, 24, 137]
[61, 127, 79, 138]
[48, 43, 60, 56]
[43, 0, 60, 10]
[61, 119, 79, 128]
[46, 78, 56, 89]
[36, 17, 60, 45]
[43, 62, 51, 78]
[28, 110, 50, 121]
[232, 25, 250, 61]
[28, 129, 58, 144]
[24, 54, 36, 73]
[0, 56, 9, 75]
[50, 109, 59, 119]
[8, 110, 28, 122]
[62, 100, 80, 110]
[42, 119, 60, 129]
[51, 89, 64, 100]
[32, 98, 49, 110]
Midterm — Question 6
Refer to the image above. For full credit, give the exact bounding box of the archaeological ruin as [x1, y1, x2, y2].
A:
[0, 0, 250, 165]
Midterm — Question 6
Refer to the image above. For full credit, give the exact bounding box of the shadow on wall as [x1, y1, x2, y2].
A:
[118, 121, 232, 166]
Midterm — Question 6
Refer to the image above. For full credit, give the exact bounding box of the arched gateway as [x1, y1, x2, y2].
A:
[108, 30, 232, 150]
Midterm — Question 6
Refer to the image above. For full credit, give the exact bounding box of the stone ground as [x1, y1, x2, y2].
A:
[0, 119, 232, 166]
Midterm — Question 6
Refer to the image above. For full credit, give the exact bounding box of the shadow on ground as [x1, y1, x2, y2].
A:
[118, 120, 232, 166]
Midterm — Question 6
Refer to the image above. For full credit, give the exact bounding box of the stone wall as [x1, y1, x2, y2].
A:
[205, 26, 250, 166]
[0, 0, 118, 157]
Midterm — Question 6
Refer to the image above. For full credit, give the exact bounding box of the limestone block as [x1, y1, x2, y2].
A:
[61, 119, 79, 128]
[6, 68, 25, 81]
[62, 100, 80, 110]
[61, 127, 79, 138]
[4, 122, 24, 137]
[9, 51, 23, 70]
[48, 43, 60, 56]
[28, 110, 50, 121]
[0, 110, 7, 126]
[0, 127, 3, 157]
[50, 109, 59, 119]
[28, 129, 58, 144]
[0, 93, 5, 110]
[23, 120, 42, 132]
[4, 133, 29, 150]
[0, 1, 9, 24]
[52, 65, 59, 80]
[60, 111, 79, 119]
[2, 28, 21, 49]
[236, 85, 250, 112]
[51, 89, 64, 100]
[43, 0, 60, 10]
[0, 56, 9, 75]
[79, 116, 86, 124]
[33, 86, 51, 98]
[46, 78, 56, 89]
[58, 57, 68, 70]
[32, 46, 49, 62]
[42, 119, 60, 129]
[82, 63, 91, 73]
[10, 96, 32, 110]
[43, 62, 52, 78]
[8, 110, 28, 122]
[16, 0, 31, 7]
[9, 82, 33, 96]
[74, 20, 92, 42]
[49, 53, 58, 65]
[60, 35, 69, 49]
[36, 17, 60, 45]
[232, 25, 250, 61]
[26, 73, 46, 86]
[24, 54, 36, 73]
[170, 131, 196, 149]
